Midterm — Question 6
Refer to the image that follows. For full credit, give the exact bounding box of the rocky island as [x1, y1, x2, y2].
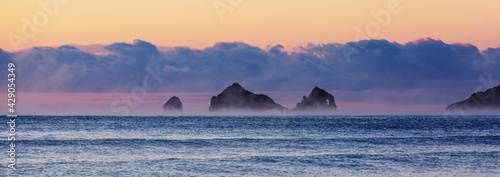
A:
[209, 83, 287, 112]
[446, 84, 500, 113]
[293, 86, 337, 111]
[163, 96, 183, 112]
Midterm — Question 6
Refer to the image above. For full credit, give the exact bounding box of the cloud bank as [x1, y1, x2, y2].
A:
[1, 38, 500, 105]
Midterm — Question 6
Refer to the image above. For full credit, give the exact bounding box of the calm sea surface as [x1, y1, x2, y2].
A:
[1, 115, 500, 176]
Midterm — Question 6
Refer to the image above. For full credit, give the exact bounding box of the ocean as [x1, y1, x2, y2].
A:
[2, 115, 500, 176]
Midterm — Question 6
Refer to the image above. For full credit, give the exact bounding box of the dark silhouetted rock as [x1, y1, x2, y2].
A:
[446, 84, 500, 113]
[293, 86, 337, 111]
[209, 83, 287, 112]
[163, 96, 182, 112]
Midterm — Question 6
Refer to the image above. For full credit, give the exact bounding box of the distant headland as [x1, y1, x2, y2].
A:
[446, 84, 500, 114]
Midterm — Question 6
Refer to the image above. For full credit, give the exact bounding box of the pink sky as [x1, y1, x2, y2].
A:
[1, 92, 447, 116]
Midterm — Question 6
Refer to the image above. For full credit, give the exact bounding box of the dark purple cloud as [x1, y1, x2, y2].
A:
[1, 38, 499, 105]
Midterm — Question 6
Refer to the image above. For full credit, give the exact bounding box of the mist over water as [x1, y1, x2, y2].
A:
[2, 115, 499, 176]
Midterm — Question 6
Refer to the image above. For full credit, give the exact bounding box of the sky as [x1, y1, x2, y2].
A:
[2, 0, 500, 51]
[1, 0, 500, 115]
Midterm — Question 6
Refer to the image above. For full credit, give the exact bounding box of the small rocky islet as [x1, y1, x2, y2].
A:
[162, 83, 337, 113]
[163, 96, 183, 112]
[208, 83, 288, 112]
[293, 86, 337, 111]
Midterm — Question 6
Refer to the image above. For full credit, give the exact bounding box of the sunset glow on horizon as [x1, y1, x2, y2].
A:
[2, 0, 500, 115]
[2, 0, 500, 52]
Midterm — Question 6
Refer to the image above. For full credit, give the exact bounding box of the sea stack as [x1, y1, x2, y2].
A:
[209, 83, 287, 112]
[293, 86, 337, 111]
[163, 96, 183, 112]
[446, 84, 500, 113]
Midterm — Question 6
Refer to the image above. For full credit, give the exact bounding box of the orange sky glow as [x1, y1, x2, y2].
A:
[2, 0, 500, 51]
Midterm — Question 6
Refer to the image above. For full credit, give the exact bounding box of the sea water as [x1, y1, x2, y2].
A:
[1, 115, 499, 176]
